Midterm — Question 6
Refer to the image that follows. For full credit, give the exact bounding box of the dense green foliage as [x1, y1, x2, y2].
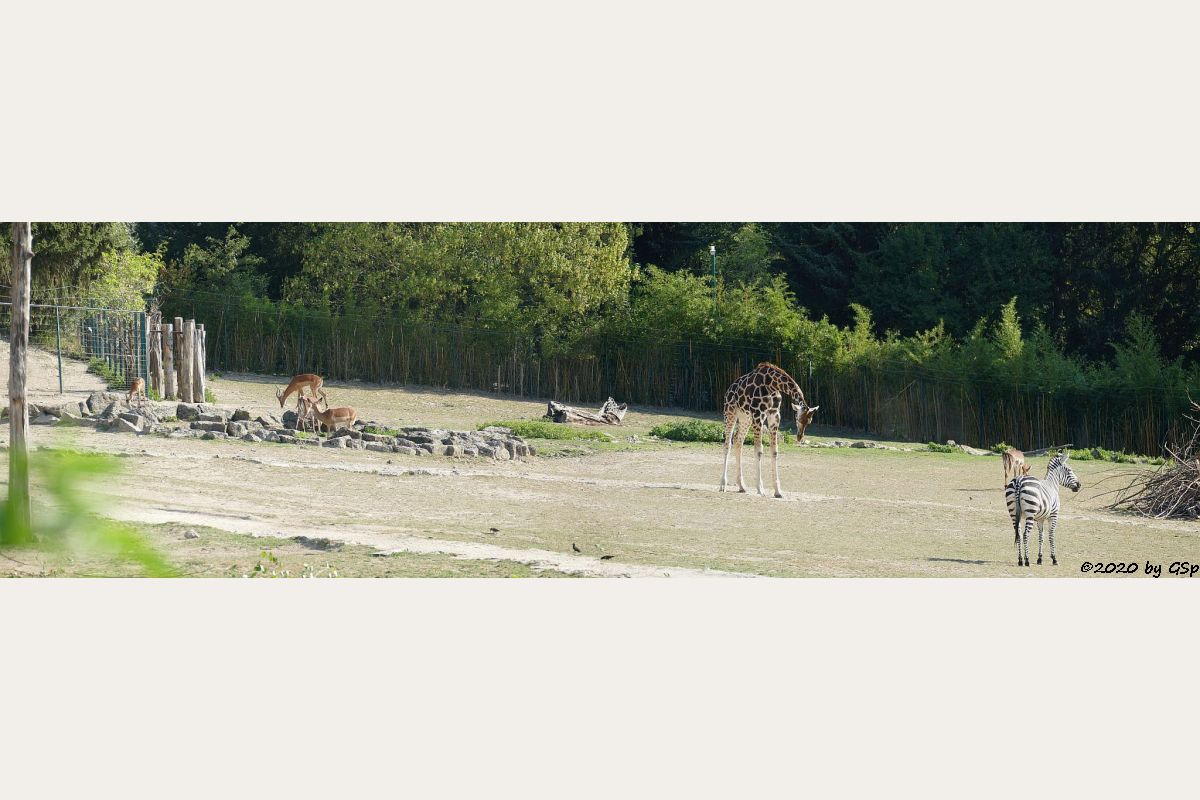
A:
[10, 221, 1199, 451]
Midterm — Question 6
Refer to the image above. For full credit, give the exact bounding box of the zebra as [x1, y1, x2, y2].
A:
[1004, 452, 1082, 567]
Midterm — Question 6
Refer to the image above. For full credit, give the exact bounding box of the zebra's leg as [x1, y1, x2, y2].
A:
[719, 414, 735, 492]
[1021, 519, 1033, 567]
[1037, 521, 1044, 565]
[771, 426, 783, 498]
[1049, 512, 1059, 566]
[754, 425, 765, 496]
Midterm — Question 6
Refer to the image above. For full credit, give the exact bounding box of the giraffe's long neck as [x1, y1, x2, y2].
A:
[759, 365, 805, 406]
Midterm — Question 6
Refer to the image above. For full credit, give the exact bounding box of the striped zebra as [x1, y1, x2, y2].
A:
[1004, 453, 1082, 567]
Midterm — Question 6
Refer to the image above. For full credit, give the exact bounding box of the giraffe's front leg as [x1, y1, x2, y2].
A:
[771, 426, 783, 498]
[754, 427, 765, 496]
[719, 418, 734, 492]
[734, 424, 747, 493]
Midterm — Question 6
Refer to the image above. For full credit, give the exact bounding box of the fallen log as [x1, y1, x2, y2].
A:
[545, 397, 628, 426]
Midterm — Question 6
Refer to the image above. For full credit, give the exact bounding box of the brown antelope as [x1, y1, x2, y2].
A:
[299, 395, 358, 434]
[1002, 448, 1031, 486]
[127, 377, 147, 409]
[277, 373, 327, 411]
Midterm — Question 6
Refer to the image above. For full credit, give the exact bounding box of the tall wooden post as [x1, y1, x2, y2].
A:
[194, 323, 206, 403]
[180, 318, 195, 403]
[174, 316, 186, 401]
[6, 222, 33, 541]
[162, 322, 176, 400]
[150, 322, 163, 398]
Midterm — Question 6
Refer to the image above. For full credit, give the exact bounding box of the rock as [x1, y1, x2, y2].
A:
[323, 437, 347, 448]
[476, 445, 495, 458]
[480, 425, 512, 434]
[407, 434, 439, 445]
[226, 422, 248, 438]
[263, 430, 281, 443]
[393, 437, 417, 448]
[361, 433, 395, 444]
[332, 427, 361, 440]
[255, 415, 279, 428]
[176, 403, 201, 421]
[345, 438, 365, 450]
[198, 412, 227, 423]
[183, 529, 200, 539]
[365, 442, 393, 454]
[461, 447, 478, 457]
[190, 421, 228, 433]
[281, 410, 300, 429]
[946, 439, 957, 446]
[201, 431, 226, 440]
[393, 446, 417, 456]
[293, 536, 342, 551]
[113, 417, 141, 434]
[32, 413, 60, 425]
[492, 447, 511, 461]
[851, 441, 878, 449]
[242, 433, 263, 443]
[231, 408, 251, 421]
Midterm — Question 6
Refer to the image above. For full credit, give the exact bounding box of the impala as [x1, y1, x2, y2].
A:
[299, 395, 358, 434]
[1001, 447, 1031, 487]
[277, 373, 327, 411]
[127, 377, 147, 409]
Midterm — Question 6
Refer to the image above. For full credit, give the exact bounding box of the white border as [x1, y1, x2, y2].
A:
[5, 3, 1199, 796]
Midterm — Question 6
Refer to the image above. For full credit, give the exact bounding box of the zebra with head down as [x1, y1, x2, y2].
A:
[1005, 452, 1081, 567]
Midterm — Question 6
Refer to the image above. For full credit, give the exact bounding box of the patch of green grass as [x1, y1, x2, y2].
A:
[1069, 447, 1156, 464]
[990, 441, 1013, 454]
[650, 419, 794, 445]
[363, 425, 402, 437]
[204, 387, 217, 404]
[86, 357, 126, 389]
[479, 420, 612, 441]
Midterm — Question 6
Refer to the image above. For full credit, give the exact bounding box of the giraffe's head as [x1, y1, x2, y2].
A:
[793, 403, 819, 443]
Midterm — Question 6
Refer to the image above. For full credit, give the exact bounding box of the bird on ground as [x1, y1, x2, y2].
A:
[600, 555, 615, 560]
[571, 543, 581, 553]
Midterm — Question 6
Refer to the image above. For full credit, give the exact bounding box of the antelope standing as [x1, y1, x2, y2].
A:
[299, 395, 358, 434]
[1001, 447, 1031, 486]
[277, 373, 327, 411]
[127, 377, 147, 409]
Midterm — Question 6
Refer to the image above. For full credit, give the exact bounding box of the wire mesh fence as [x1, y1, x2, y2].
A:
[0, 301, 150, 392]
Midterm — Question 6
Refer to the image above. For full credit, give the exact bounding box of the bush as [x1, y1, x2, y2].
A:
[990, 441, 1014, 454]
[650, 419, 795, 445]
[926, 442, 957, 453]
[478, 420, 611, 441]
[204, 387, 217, 404]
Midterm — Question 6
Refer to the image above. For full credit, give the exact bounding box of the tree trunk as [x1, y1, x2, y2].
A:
[545, 398, 628, 425]
[6, 222, 32, 541]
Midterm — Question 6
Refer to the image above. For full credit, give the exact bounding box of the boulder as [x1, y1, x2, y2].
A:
[32, 413, 60, 425]
[198, 412, 228, 423]
[365, 442, 393, 454]
[255, 415, 279, 428]
[231, 408, 252, 421]
[241, 433, 263, 443]
[393, 446, 417, 456]
[281, 410, 300, 429]
[176, 403, 202, 421]
[323, 437, 347, 448]
[201, 431, 226, 440]
[332, 427, 361, 440]
[113, 417, 141, 435]
[191, 421, 228, 433]
[226, 422, 248, 438]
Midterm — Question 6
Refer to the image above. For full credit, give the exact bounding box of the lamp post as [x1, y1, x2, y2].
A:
[710, 244, 719, 328]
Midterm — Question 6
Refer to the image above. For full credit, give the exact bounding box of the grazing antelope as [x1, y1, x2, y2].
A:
[1005, 452, 1082, 567]
[127, 377, 147, 409]
[301, 396, 358, 434]
[277, 373, 327, 411]
[1001, 447, 1031, 486]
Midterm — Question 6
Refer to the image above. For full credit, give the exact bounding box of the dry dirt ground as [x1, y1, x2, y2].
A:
[4, 365, 1200, 577]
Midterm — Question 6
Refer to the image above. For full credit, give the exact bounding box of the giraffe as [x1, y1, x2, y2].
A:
[719, 362, 819, 498]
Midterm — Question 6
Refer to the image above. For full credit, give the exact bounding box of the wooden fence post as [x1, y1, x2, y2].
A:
[174, 316, 186, 400]
[162, 322, 176, 400]
[194, 323, 206, 403]
[180, 318, 195, 403]
[150, 323, 163, 398]
[6, 222, 33, 540]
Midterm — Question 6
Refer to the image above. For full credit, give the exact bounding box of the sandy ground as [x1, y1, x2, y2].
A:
[0, 340, 106, 407]
[2, 357, 1200, 582]
[4, 364, 1197, 578]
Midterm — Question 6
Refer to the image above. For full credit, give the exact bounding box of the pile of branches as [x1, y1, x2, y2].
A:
[1109, 401, 1200, 520]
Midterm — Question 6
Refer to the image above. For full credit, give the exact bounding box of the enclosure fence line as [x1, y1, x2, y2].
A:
[160, 293, 1196, 455]
[0, 301, 207, 403]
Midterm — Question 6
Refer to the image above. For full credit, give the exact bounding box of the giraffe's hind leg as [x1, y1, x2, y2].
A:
[771, 426, 783, 498]
[734, 416, 748, 493]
